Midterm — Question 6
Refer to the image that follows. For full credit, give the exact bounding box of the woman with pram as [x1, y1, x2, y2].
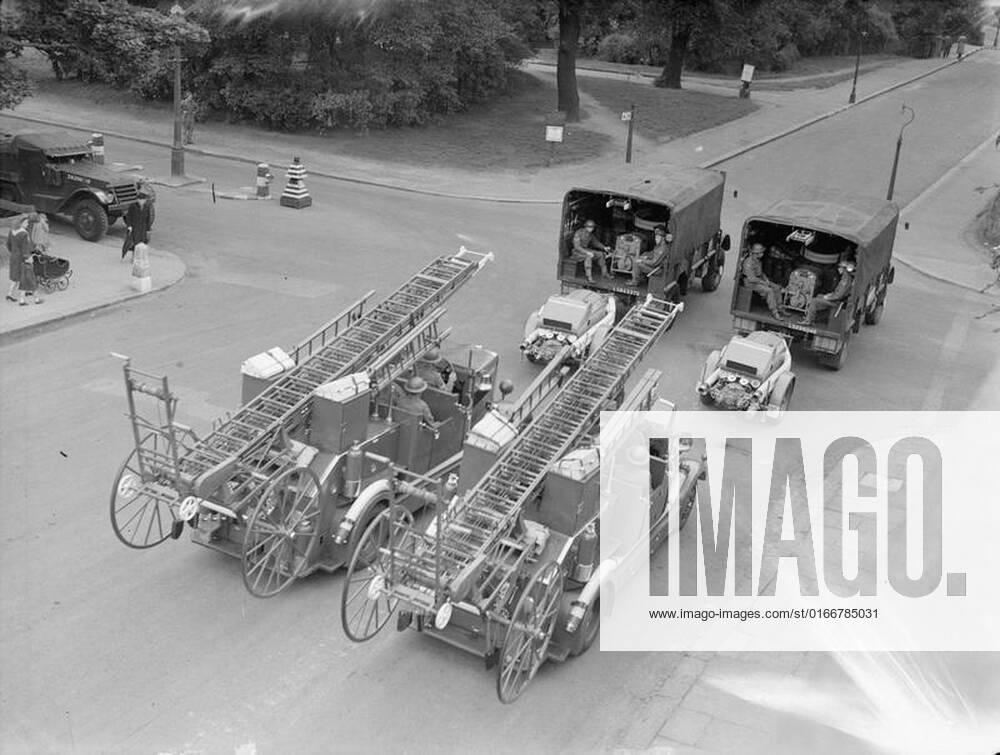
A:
[5, 215, 43, 305]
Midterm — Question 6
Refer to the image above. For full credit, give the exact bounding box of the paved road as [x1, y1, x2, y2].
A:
[0, 54, 998, 754]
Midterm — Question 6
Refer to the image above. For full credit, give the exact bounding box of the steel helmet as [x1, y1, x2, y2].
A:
[420, 347, 443, 365]
[838, 260, 855, 273]
[403, 376, 428, 394]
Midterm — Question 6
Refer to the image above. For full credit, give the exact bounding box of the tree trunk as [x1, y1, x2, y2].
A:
[557, 1, 581, 122]
[655, 25, 692, 89]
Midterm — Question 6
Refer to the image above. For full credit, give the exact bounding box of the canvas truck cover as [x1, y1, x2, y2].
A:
[5, 132, 93, 157]
[567, 165, 726, 252]
[745, 186, 899, 285]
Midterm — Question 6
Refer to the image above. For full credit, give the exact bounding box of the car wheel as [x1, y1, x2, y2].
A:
[701, 269, 721, 292]
[72, 198, 108, 242]
[770, 374, 795, 412]
[864, 301, 884, 325]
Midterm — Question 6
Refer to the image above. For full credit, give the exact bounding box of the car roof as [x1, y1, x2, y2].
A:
[9, 132, 93, 156]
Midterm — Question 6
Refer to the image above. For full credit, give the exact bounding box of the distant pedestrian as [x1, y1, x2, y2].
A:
[121, 198, 151, 260]
[28, 212, 50, 255]
[6, 215, 31, 303]
[956, 35, 966, 60]
[181, 92, 197, 145]
[941, 35, 951, 58]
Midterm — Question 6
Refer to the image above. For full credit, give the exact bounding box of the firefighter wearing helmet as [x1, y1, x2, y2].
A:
[416, 346, 454, 391]
[800, 259, 855, 326]
[395, 375, 437, 424]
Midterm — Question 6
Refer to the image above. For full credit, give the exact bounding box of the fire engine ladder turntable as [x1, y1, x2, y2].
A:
[342, 297, 680, 660]
[110, 249, 493, 553]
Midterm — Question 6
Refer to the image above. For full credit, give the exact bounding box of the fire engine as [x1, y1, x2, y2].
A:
[107, 249, 549, 598]
[340, 297, 705, 702]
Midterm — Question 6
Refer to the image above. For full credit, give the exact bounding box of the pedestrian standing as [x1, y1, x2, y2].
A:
[6, 215, 31, 302]
[956, 35, 966, 60]
[28, 212, 50, 255]
[941, 35, 952, 58]
[121, 198, 150, 260]
[181, 92, 197, 145]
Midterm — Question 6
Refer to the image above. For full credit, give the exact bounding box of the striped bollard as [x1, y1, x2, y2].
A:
[256, 163, 274, 199]
[279, 156, 312, 209]
[91, 133, 105, 165]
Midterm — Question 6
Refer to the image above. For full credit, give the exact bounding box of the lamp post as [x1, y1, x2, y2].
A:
[886, 103, 915, 201]
[169, 3, 185, 178]
[993, 10, 999, 48]
[848, 27, 868, 105]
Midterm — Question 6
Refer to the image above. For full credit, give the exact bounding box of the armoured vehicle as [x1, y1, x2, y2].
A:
[730, 187, 898, 370]
[0, 131, 154, 241]
[557, 166, 730, 308]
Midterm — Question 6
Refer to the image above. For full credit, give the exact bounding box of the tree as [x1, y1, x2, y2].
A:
[557, 0, 584, 120]
[0, 32, 32, 110]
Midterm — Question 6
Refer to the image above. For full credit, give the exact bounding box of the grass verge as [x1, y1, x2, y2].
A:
[578, 77, 757, 142]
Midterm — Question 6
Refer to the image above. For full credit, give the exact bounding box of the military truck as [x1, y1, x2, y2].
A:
[557, 165, 730, 311]
[730, 187, 898, 370]
[0, 131, 155, 242]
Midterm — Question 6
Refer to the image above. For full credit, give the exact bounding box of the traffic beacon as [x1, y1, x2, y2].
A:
[280, 156, 312, 209]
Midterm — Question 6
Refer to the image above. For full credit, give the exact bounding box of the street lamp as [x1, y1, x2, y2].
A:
[848, 27, 868, 105]
[169, 3, 185, 178]
[886, 103, 915, 201]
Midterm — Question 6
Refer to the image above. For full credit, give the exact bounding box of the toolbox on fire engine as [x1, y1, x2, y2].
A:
[240, 347, 295, 403]
[311, 372, 371, 454]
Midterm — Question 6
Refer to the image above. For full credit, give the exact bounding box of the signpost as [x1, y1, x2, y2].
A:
[739, 64, 755, 99]
[622, 105, 635, 164]
[545, 112, 566, 167]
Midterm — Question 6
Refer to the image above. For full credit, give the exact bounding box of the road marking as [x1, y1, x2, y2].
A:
[922, 293, 973, 410]
[206, 270, 339, 298]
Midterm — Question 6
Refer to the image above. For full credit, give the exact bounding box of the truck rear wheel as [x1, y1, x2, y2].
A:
[819, 333, 850, 371]
[72, 198, 108, 242]
[864, 301, 884, 325]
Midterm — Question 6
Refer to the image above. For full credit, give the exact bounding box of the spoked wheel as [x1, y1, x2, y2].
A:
[341, 508, 414, 643]
[241, 466, 321, 598]
[497, 561, 564, 704]
[110, 432, 182, 549]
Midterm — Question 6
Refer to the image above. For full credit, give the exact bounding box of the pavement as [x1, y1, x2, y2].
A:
[0, 223, 185, 337]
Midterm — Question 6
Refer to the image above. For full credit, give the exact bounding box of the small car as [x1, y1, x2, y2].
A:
[521, 289, 615, 365]
[696, 331, 795, 414]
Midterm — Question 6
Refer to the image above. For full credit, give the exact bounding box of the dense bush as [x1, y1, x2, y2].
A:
[596, 32, 644, 64]
[187, 0, 524, 131]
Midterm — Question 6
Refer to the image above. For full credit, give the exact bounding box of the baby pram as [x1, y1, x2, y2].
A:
[32, 252, 73, 292]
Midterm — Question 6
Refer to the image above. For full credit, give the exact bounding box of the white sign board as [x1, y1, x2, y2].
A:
[545, 125, 564, 143]
[740, 64, 756, 83]
[621, 111, 633, 122]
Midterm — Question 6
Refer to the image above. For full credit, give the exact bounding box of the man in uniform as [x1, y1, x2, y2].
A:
[395, 376, 437, 424]
[800, 260, 854, 326]
[416, 347, 453, 391]
[571, 219, 610, 283]
[742, 242, 782, 319]
[631, 225, 671, 285]
[181, 92, 197, 145]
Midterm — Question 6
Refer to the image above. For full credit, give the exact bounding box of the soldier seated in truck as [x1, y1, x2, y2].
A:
[741, 243, 783, 318]
[631, 226, 671, 284]
[800, 260, 854, 326]
[570, 219, 610, 283]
